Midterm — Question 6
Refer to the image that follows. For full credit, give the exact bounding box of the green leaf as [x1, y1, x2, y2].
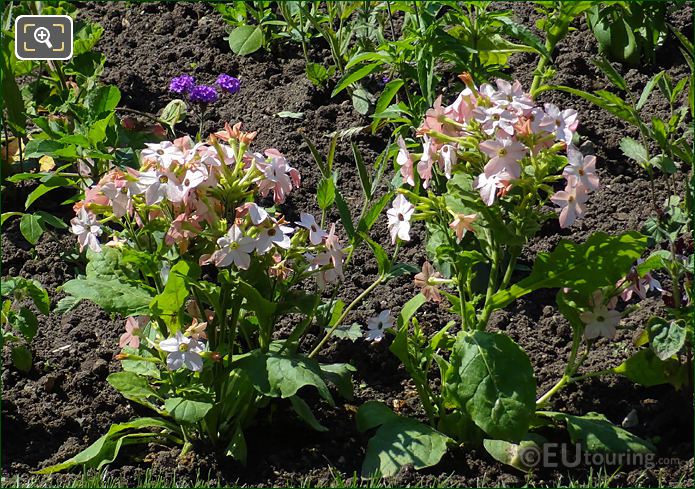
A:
[352, 87, 373, 115]
[443, 331, 536, 440]
[224, 425, 247, 464]
[228, 25, 263, 56]
[398, 293, 426, 328]
[19, 213, 44, 245]
[317, 177, 336, 210]
[11, 346, 32, 372]
[325, 322, 362, 342]
[164, 398, 213, 424]
[25, 176, 73, 209]
[289, 395, 328, 432]
[649, 155, 677, 174]
[539, 411, 655, 453]
[1, 46, 26, 135]
[491, 232, 647, 309]
[34, 417, 178, 474]
[319, 363, 355, 400]
[647, 318, 687, 360]
[88, 114, 114, 146]
[150, 261, 199, 323]
[372, 79, 404, 127]
[305, 62, 329, 87]
[536, 85, 638, 125]
[61, 277, 153, 316]
[483, 438, 542, 472]
[613, 349, 683, 387]
[356, 400, 399, 432]
[0, 277, 50, 314]
[36, 211, 68, 230]
[352, 142, 372, 199]
[334, 191, 355, 239]
[361, 234, 390, 276]
[361, 415, 451, 477]
[1, 212, 23, 226]
[619, 137, 649, 166]
[85, 85, 121, 118]
[331, 63, 380, 97]
[107, 371, 162, 405]
[234, 350, 334, 404]
[592, 57, 627, 91]
[636, 72, 663, 111]
[15, 307, 39, 341]
[358, 191, 393, 234]
[159, 99, 187, 127]
[237, 279, 276, 331]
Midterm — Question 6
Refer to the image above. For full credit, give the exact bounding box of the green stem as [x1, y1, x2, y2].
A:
[308, 274, 384, 358]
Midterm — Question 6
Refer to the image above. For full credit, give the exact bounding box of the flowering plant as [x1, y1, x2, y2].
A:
[41, 123, 376, 472]
[356, 76, 666, 476]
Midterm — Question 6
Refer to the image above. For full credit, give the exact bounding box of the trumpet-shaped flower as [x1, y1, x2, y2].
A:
[417, 136, 436, 188]
[449, 213, 477, 242]
[255, 221, 294, 254]
[563, 147, 599, 191]
[490, 79, 534, 114]
[414, 262, 443, 303]
[439, 144, 457, 179]
[387, 194, 415, 244]
[141, 141, 185, 168]
[119, 316, 148, 349]
[71, 207, 103, 252]
[137, 170, 185, 205]
[581, 302, 621, 340]
[364, 309, 395, 342]
[257, 153, 300, 204]
[474, 105, 518, 137]
[396, 136, 415, 186]
[479, 138, 525, 178]
[544, 103, 578, 144]
[551, 183, 588, 228]
[159, 332, 205, 371]
[213, 225, 256, 269]
[296, 212, 327, 245]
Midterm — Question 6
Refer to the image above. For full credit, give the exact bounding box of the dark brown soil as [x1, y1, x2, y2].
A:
[2, 2, 693, 487]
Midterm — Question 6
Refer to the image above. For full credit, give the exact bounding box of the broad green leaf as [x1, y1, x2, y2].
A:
[636, 250, 670, 276]
[164, 398, 213, 424]
[398, 293, 426, 329]
[361, 415, 451, 477]
[361, 234, 390, 276]
[1, 277, 50, 314]
[619, 137, 649, 166]
[15, 307, 39, 341]
[317, 177, 335, 210]
[352, 87, 373, 115]
[331, 63, 380, 97]
[613, 349, 686, 388]
[289, 395, 328, 432]
[85, 85, 121, 118]
[19, 213, 44, 244]
[237, 279, 276, 331]
[61, 277, 152, 316]
[539, 411, 655, 453]
[483, 438, 542, 472]
[372, 79, 404, 125]
[319, 363, 355, 400]
[356, 400, 399, 432]
[107, 371, 162, 404]
[490, 232, 647, 309]
[225, 425, 247, 464]
[647, 318, 687, 360]
[234, 350, 333, 405]
[11, 346, 32, 372]
[1, 212, 23, 226]
[325, 322, 362, 342]
[228, 25, 263, 56]
[34, 417, 177, 474]
[36, 211, 68, 230]
[444, 331, 536, 440]
[150, 261, 199, 323]
[25, 176, 73, 209]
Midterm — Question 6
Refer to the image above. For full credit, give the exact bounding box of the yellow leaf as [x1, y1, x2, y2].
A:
[39, 155, 55, 171]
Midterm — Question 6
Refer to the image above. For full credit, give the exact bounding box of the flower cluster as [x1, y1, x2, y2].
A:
[70, 123, 348, 371]
[388, 75, 599, 245]
[169, 73, 241, 104]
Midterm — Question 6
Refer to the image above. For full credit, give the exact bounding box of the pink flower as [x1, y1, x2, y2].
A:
[236, 202, 269, 225]
[164, 213, 202, 251]
[71, 207, 102, 252]
[544, 103, 578, 144]
[119, 316, 148, 349]
[257, 152, 300, 204]
[414, 262, 443, 303]
[474, 172, 513, 206]
[101, 171, 145, 218]
[387, 194, 414, 244]
[550, 183, 589, 228]
[490, 79, 534, 115]
[140, 141, 185, 169]
[323, 223, 345, 278]
[213, 224, 256, 269]
[444, 88, 476, 123]
[563, 147, 599, 191]
[449, 213, 477, 242]
[417, 136, 436, 188]
[296, 212, 327, 245]
[620, 260, 663, 302]
[396, 136, 414, 186]
[474, 106, 518, 137]
[420, 95, 445, 134]
[137, 169, 185, 205]
[479, 138, 525, 179]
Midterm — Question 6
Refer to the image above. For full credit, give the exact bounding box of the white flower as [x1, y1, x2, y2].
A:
[71, 208, 102, 252]
[101, 175, 145, 218]
[296, 212, 327, 245]
[255, 221, 294, 254]
[213, 225, 256, 269]
[581, 303, 621, 340]
[563, 146, 599, 191]
[159, 332, 205, 371]
[141, 141, 185, 168]
[247, 203, 269, 225]
[544, 103, 578, 144]
[439, 144, 457, 179]
[137, 170, 185, 205]
[364, 310, 395, 342]
[387, 194, 415, 244]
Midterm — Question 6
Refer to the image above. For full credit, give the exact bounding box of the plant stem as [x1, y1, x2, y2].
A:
[308, 274, 384, 358]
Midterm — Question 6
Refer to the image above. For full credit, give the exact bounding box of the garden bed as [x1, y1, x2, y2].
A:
[2, 2, 693, 487]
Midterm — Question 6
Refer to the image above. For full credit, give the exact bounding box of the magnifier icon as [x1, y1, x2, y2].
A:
[33, 26, 53, 49]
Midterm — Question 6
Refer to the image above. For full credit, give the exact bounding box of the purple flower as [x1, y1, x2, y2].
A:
[169, 75, 196, 94]
[216, 73, 241, 94]
[189, 85, 219, 104]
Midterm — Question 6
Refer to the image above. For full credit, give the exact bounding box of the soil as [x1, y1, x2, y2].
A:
[2, 2, 693, 487]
